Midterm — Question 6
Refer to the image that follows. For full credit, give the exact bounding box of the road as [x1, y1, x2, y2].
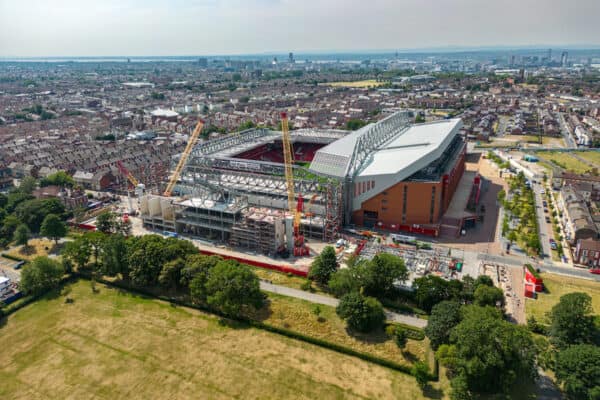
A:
[259, 281, 428, 328]
[558, 112, 577, 148]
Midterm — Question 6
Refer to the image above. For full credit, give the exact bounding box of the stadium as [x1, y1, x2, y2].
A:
[140, 110, 466, 255]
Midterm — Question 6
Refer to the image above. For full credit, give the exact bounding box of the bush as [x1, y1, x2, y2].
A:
[336, 292, 385, 333]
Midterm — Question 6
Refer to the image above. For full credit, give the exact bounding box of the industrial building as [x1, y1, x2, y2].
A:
[141, 111, 465, 254]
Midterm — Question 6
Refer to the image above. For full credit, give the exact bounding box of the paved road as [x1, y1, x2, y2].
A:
[259, 281, 427, 328]
[558, 112, 577, 148]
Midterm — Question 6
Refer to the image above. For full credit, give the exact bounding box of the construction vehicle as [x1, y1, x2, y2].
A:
[280, 112, 309, 256]
[163, 119, 205, 197]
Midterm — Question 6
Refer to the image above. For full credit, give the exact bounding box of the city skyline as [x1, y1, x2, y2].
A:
[1, 0, 600, 57]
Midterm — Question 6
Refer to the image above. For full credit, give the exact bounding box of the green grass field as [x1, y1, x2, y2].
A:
[574, 151, 600, 167]
[0, 281, 448, 399]
[324, 79, 385, 88]
[537, 152, 592, 174]
[526, 273, 600, 323]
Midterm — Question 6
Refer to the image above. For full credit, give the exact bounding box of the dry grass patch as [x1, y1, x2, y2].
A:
[6, 238, 57, 261]
[574, 151, 600, 167]
[0, 281, 448, 400]
[538, 152, 592, 174]
[526, 272, 600, 323]
[250, 293, 427, 368]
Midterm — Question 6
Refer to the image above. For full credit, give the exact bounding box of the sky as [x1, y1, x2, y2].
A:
[1, 0, 599, 57]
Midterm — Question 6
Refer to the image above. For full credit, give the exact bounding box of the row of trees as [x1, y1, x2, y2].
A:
[60, 233, 263, 317]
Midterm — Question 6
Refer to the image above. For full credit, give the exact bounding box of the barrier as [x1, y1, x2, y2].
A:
[198, 249, 308, 277]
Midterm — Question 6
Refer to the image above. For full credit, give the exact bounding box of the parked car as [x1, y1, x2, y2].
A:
[542, 200, 548, 207]
[540, 189, 546, 194]
[545, 216, 551, 223]
[544, 208, 549, 213]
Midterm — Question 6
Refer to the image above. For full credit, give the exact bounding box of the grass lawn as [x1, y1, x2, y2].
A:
[537, 152, 592, 174]
[526, 273, 600, 324]
[324, 79, 386, 88]
[251, 267, 328, 295]
[574, 151, 600, 167]
[0, 281, 448, 399]
[5, 238, 59, 261]
[251, 293, 427, 368]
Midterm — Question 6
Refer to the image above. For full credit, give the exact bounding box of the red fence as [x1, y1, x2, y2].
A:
[198, 249, 308, 277]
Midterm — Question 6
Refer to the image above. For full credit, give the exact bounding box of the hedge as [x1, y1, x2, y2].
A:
[525, 263, 541, 279]
[76, 272, 437, 381]
[387, 322, 426, 341]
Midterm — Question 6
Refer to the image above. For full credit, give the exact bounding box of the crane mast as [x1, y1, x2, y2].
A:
[116, 160, 140, 187]
[280, 112, 296, 213]
[163, 119, 204, 197]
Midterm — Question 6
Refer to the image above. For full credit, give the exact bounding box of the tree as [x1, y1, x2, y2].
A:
[473, 285, 504, 308]
[14, 198, 65, 232]
[40, 213, 67, 244]
[555, 344, 600, 400]
[336, 291, 385, 333]
[203, 260, 264, 316]
[363, 253, 408, 296]
[13, 224, 30, 246]
[445, 305, 536, 395]
[18, 176, 37, 194]
[127, 235, 169, 286]
[61, 236, 92, 269]
[308, 246, 338, 285]
[40, 171, 74, 188]
[386, 325, 408, 350]
[328, 263, 365, 297]
[99, 234, 129, 279]
[96, 211, 117, 234]
[19, 256, 65, 296]
[180, 254, 221, 289]
[159, 258, 185, 290]
[425, 300, 462, 349]
[411, 361, 430, 389]
[412, 275, 453, 313]
[345, 119, 367, 130]
[548, 292, 596, 348]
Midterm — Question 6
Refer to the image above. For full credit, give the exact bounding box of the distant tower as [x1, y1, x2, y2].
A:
[197, 57, 208, 67]
[510, 55, 515, 66]
[288, 52, 295, 64]
[547, 48, 552, 61]
[561, 51, 568, 67]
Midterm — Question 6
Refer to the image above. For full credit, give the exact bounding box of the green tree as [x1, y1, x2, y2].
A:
[13, 224, 30, 246]
[99, 234, 129, 279]
[14, 198, 65, 232]
[19, 256, 65, 296]
[555, 344, 600, 400]
[180, 254, 221, 289]
[96, 211, 117, 234]
[61, 236, 92, 269]
[328, 262, 365, 297]
[40, 171, 74, 188]
[40, 213, 67, 244]
[127, 235, 169, 286]
[203, 260, 264, 316]
[411, 361, 430, 389]
[336, 291, 385, 333]
[18, 176, 38, 194]
[473, 285, 504, 308]
[308, 246, 338, 285]
[548, 292, 596, 348]
[363, 253, 408, 296]
[412, 275, 453, 313]
[425, 300, 462, 349]
[345, 119, 367, 130]
[387, 325, 408, 350]
[444, 305, 536, 395]
[159, 258, 185, 290]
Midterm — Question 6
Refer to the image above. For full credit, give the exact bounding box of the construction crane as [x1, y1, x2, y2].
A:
[280, 112, 309, 256]
[163, 119, 205, 197]
[116, 160, 139, 187]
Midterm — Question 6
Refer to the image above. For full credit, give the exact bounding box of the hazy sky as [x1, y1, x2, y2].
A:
[1, 0, 599, 57]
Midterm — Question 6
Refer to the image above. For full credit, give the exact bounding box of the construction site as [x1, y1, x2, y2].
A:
[137, 110, 467, 259]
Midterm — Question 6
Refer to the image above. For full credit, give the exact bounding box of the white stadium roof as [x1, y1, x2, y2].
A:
[359, 119, 462, 177]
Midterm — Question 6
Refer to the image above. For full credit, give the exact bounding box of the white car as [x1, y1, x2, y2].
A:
[540, 189, 545, 194]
